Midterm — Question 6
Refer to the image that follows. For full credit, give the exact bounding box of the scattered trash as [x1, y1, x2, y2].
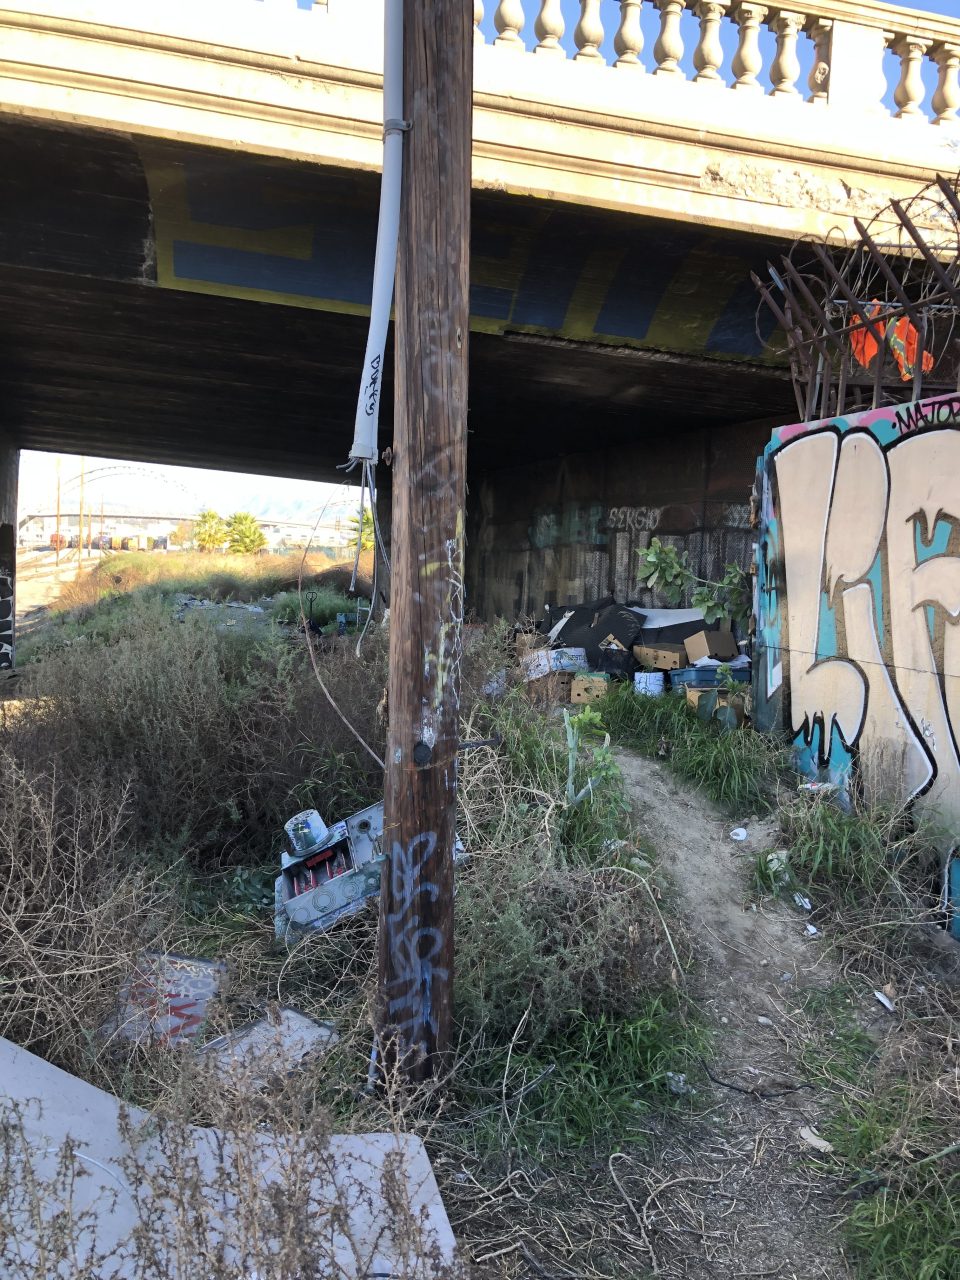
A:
[799, 1126, 834, 1155]
[275, 804, 467, 938]
[285, 808, 331, 857]
[793, 892, 813, 912]
[692, 653, 751, 669]
[765, 850, 790, 886]
[526, 670, 575, 706]
[805, 923, 819, 936]
[520, 646, 588, 681]
[633, 641, 687, 671]
[729, 827, 748, 842]
[757, 1016, 774, 1026]
[665, 1071, 696, 1096]
[686, 686, 746, 728]
[198, 1008, 338, 1087]
[545, 598, 645, 666]
[683, 629, 739, 664]
[780, 972, 794, 982]
[2, 1036, 457, 1276]
[482, 668, 507, 698]
[799, 781, 838, 795]
[571, 673, 609, 704]
[104, 953, 226, 1047]
[633, 670, 665, 697]
[514, 629, 547, 658]
[873, 989, 896, 1014]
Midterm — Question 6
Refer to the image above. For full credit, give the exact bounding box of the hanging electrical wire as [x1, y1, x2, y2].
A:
[337, 1, 405, 643]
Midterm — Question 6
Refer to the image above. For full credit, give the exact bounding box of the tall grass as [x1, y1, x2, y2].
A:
[780, 793, 943, 905]
[601, 682, 784, 814]
[0, 597, 696, 1274]
[50, 549, 359, 615]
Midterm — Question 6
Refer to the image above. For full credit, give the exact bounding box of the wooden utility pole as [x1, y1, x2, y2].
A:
[378, 0, 472, 1082]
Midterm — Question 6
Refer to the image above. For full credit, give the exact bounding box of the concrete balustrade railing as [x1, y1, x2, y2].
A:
[1, 0, 959, 243]
[475, 0, 960, 126]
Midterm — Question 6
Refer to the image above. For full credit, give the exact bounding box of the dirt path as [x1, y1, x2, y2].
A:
[14, 548, 94, 624]
[615, 748, 850, 1280]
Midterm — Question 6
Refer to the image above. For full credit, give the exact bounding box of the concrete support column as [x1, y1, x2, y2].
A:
[0, 437, 18, 671]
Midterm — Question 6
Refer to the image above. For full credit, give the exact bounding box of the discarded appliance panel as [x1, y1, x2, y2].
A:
[275, 804, 466, 938]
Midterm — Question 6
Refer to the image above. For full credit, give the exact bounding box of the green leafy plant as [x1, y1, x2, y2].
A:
[636, 537, 751, 625]
[194, 509, 229, 553]
[347, 507, 375, 552]
[601, 683, 782, 814]
[563, 703, 620, 808]
[270, 587, 359, 628]
[226, 511, 268, 556]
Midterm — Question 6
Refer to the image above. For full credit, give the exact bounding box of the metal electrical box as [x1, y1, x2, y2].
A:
[274, 804, 466, 939]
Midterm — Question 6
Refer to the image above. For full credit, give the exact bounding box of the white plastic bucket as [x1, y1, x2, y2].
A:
[634, 671, 665, 698]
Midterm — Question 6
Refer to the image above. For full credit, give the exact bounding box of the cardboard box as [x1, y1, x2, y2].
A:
[598, 633, 628, 652]
[525, 671, 574, 706]
[685, 687, 746, 726]
[521, 646, 589, 681]
[515, 631, 548, 658]
[571, 674, 609, 704]
[683, 630, 740, 664]
[632, 642, 687, 671]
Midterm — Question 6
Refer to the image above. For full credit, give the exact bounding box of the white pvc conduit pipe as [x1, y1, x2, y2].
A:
[347, 0, 406, 465]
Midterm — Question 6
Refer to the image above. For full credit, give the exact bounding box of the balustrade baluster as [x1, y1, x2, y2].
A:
[493, 0, 525, 50]
[653, 0, 685, 77]
[768, 10, 804, 95]
[474, 0, 485, 45]
[806, 17, 831, 104]
[893, 35, 931, 117]
[614, 0, 644, 69]
[535, 0, 565, 54]
[574, 0, 605, 61]
[731, 3, 768, 91]
[932, 43, 960, 125]
[693, 1, 727, 84]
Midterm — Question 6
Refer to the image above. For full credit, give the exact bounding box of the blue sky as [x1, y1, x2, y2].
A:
[892, 0, 959, 13]
[478, 0, 960, 88]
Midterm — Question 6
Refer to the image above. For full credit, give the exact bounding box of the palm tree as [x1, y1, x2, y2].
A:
[348, 507, 375, 552]
[194, 510, 228, 553]
[226, 511, 267, 555]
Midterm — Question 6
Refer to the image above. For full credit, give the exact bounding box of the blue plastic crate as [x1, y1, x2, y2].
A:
[669, 666, 750, 689]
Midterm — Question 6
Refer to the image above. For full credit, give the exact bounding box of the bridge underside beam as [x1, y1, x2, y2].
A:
[0, 263, 792, 483]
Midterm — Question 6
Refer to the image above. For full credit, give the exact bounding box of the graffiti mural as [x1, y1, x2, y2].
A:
[141, 145, 780, 362]
[754, 393, 960, 933]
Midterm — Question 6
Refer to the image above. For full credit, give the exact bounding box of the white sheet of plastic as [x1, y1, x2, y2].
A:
[0, 1037, 457, 1278]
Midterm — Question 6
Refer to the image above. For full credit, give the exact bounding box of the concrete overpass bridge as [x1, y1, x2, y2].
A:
[1, 0, 959, 658]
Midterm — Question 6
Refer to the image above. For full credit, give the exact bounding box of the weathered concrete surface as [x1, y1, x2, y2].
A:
[0, 0, 958, 242]
[0, 1036, 457, 1277]
[468, 416, 772, 619]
